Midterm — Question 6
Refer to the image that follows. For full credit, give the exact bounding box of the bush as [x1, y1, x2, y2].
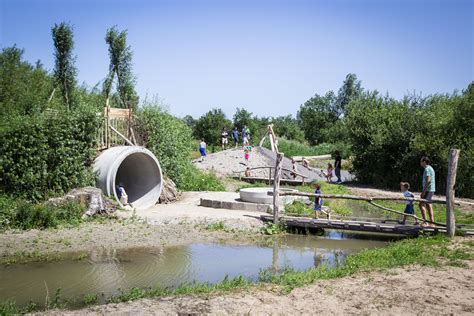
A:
[0, 106, 100, 200]
[264, 138, 348, 158]
[0, 195, 85, 230]
[136, 105, 225, 191]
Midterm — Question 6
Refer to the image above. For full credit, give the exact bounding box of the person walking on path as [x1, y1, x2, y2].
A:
[199, 140, 206, 162]
[221, 128, 228, 150]
[334, 151, 342, 183]
[419, 156, 436, 226]
[231, 127, 239, 148]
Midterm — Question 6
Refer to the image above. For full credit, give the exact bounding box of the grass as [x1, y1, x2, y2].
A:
[2, 235, 471, 315]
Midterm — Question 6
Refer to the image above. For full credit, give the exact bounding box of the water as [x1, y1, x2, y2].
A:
[0, 232, 390, 307]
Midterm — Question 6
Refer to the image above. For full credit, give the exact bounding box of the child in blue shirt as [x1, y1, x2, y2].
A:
[400, 182, 417, 225]
[314, 183, 323, 219]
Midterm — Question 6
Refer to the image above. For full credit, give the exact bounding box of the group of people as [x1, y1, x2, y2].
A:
[198, 126, 252, 163]
[222, 126, 251, 150]
[312, 155, 437, 227]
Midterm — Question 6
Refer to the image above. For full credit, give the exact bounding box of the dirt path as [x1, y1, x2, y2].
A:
[49, 261, 473, 315]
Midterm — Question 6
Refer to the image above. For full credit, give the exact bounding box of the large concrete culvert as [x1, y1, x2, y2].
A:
[93, 146, 163, 209]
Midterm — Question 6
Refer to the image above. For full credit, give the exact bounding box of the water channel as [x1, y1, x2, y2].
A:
[0, 231, 394, 307]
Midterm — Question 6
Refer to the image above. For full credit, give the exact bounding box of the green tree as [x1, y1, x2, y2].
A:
[297, 91, 338, 144]
[271, 115, 305, 142]
[0, 46, 53, 116]
[335, 73, 363, 117]
[52, 22, 77, 110]
[194, 108, 232, 145]
[103, 26, 139, 111]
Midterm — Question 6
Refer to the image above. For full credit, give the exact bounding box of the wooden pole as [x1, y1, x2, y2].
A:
[273, 153, 284, 224]
[446, 149, 460, 238]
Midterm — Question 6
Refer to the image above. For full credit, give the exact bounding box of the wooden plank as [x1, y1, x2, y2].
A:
[108, 107, 131, 119]
[446, 149, 460, 238]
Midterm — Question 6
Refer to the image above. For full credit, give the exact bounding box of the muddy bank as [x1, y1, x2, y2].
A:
[45, 261, 473, 315]
[0, 218, 262, 264]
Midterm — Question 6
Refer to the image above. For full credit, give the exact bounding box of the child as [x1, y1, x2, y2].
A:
[117, 183, 128, 205]
[291, 158, 298, 179]
[245, 167, 251, 177]
[199, 140, 206, 162]
[313, 183, 324, 219]
[325, 163, 333, 183]
[302, 157, 310, 168]
[400, 182, 417, 225]
[244, 148, 250, 165]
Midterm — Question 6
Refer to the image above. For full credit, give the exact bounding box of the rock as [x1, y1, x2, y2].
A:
[46, 187, 115, 218]
[159, 177, 181, 204]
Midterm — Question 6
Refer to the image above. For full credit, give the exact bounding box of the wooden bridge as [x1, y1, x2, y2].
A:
[260, 214, 474, 236]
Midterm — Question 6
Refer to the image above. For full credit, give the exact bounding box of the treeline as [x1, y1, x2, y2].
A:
[185, 75, 473, 198]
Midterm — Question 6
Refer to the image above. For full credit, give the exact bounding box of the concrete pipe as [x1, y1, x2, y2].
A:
[93, 146, 163, 210]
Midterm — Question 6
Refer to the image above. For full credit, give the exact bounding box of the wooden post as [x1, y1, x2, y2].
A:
[273, 153, 284, 224]
[446, 149, 460, 238]
[268, 167, 272, 185]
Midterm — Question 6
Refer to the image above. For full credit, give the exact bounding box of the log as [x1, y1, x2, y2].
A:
[368, 201, 445, 227]
[159, 176, 181, 204]
[446, 149, 460, 238]
[46, 187, 115, 218]
[273, 153, 283, 223]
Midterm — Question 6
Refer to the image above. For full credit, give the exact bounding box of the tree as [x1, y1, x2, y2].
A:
[194, 108, 232, 145]
[52, 22, 77, 110]
[335, 73, 363, 117]
[0, 46, 53, 116]
[271, 115, 305, 142]
[297, 91, 338, 144]
[103, 26, 138, 111]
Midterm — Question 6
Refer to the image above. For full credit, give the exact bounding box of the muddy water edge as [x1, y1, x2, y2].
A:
[0, 228, 395, 309]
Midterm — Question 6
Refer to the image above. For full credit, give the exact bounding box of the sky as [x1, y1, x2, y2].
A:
[1, 0, 473, 118]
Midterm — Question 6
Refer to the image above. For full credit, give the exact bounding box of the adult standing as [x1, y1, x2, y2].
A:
[419, 156, 436, 226]
[231, 127, 239, 148]
[242, 126, 249, 146]
[334, 151, 342, 183]
[221, 128, 228, 150]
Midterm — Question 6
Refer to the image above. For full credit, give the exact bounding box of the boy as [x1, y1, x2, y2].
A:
[117, 183, 129, 206]
[199, 140, 206, 162]
[314, 183, 323, 219]
[400, 182, 417, 225]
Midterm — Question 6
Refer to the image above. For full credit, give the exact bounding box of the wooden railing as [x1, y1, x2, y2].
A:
[233, 166, 308, 185]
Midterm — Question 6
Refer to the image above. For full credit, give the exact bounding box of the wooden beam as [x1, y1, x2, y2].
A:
[273, 152, 283, 224]
[276, 191, 457, 205]
[446, 149, 460, 238]
[109, 125, 134, 146]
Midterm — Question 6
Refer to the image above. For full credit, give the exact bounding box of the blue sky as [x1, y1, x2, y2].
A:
[1, 0, 473, 118]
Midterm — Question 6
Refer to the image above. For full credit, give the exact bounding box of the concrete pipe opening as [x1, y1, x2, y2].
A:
[93, 146, 163, 210]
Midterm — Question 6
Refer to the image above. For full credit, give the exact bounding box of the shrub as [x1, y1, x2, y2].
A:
[136, 105, 225, 191]
[0, 106, 100, 200]
[0, 195, 85, 230]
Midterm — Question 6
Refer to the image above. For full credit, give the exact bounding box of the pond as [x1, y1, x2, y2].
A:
[0, 231, 392, 308]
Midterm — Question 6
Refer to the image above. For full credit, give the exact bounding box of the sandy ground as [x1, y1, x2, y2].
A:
[48, 259, 473, 315]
